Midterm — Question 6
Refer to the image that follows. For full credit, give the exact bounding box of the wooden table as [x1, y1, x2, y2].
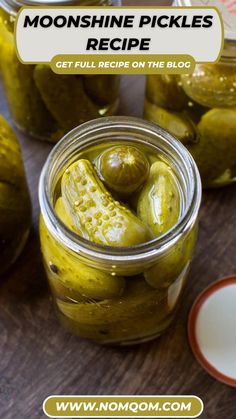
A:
[0, 1, 236, 418]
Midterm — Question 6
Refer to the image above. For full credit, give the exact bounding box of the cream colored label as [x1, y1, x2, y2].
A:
[15, 6, 223, 74]
[43, 396, 204, 418]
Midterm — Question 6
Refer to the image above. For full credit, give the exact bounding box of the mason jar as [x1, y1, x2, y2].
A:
[0, 0, 121, 142]
[145, 0, 236, 188]
[39, 117, 201, 345]
[0, 114, 31, 276]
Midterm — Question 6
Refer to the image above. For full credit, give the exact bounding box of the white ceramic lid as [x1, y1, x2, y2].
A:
[188, 276, 236, 387]
[176, 0, 236, 41]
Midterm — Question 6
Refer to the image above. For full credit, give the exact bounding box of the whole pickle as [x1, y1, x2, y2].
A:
[144, 227, 197, 289]
[40, 216, 125, 300]
[146, 75, 189, 111]
[0, 115, 31, 275]
[57, 279, 170, 342]
[55, 197, 76, 232]
[0, 38, 56, 139]
[61, 159, 152, 246]
[83, 75, 120, 106]
[97, 145, 150, 195]
[181, 64, 236, 108]
[144, 103, 197, 145]
[34, 66, 99, 132]
[188, 108, 236, 187]
[137, 161, 180, 236]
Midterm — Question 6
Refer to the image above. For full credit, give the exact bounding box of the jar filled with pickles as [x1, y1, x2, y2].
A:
[39, 117, 201, 345]
[0, 115, 31, 276]
[145, 0, 236, 188]
[0, 0, 121, 142]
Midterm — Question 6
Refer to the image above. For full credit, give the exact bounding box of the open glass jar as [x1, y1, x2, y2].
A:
[0, 0, 121, 142]
[145, 0, 236, 188]
[39, 117, 201, 345]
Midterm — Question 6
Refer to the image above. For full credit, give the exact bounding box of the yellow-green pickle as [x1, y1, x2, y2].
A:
[39, 117, 201, 345]
[0, 115, 31, 275]
[0, 1, 121, 142]
[145, 49, 236, 188]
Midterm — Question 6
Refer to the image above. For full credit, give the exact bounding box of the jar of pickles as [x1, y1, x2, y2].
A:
[145, 0, 236, 188]
[0, 115, 31, 276]
[39, 117, 201, 345]
[0, 0, 121, 142]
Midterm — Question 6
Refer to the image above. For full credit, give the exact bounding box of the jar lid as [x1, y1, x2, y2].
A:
[1, 0, 107, 15]
[188, 276, 236, 387]
[176, 0, 236, 42]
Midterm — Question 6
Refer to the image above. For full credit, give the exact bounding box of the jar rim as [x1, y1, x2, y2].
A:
[39, 116, 202, 265]
[1, 0, 110, 15]
[174, 0, 236, 44]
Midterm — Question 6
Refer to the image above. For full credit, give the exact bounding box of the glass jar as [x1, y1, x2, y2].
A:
[0, 0, 121, 142]
[145, 1, 236, 188]
[0, 114, 31, 276]
[39, 117, 201, 345]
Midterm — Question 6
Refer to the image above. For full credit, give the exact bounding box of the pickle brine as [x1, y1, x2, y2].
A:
[40, 140, 197, 344]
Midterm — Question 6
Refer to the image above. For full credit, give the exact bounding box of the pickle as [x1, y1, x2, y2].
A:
[83, 75, 120, 106]
[137, 161, 180, 236]
[57, 279, 170, 342]
[144, 228, 197, 289]
[61, 159, 152, 246]
[181, 64, 236, 108]
[144, 103, 197, 145]
[0, 40, 56, 138]
[34, 66, 99, 132]
[146, 75, 189, 111]
[0, 115, 31, 275]
[188, 108, 236, 187]
[40, 217, 125, 300]
[97, 145, 150, 195]
[55, 197, 76, 232]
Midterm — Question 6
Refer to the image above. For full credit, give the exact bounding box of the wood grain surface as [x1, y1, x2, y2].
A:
[0, 1, 236, 418]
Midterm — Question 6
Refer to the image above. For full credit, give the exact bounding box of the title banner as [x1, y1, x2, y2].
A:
[15, 7, 223, 74]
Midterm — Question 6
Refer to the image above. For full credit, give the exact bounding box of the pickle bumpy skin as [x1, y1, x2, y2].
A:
[97, 145, 150, 195]
[61, 159, 152, 247]
[137, 161, 180, 236]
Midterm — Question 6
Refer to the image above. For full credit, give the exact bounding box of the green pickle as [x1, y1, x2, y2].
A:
[145, 62, 236, 188]
[0, 115, 31, 275]
[40, 141, 198, 344]
[97, 145, 150, 195]
[0, 5, 120, 142]
[137, 162, 180, 236]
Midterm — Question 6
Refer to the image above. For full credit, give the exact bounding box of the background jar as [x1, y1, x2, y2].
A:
[0, 0, 121, 142]
[0, 115, 31, 276]
[145, 1, 236, 188]
[39, 117, 201, 345]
